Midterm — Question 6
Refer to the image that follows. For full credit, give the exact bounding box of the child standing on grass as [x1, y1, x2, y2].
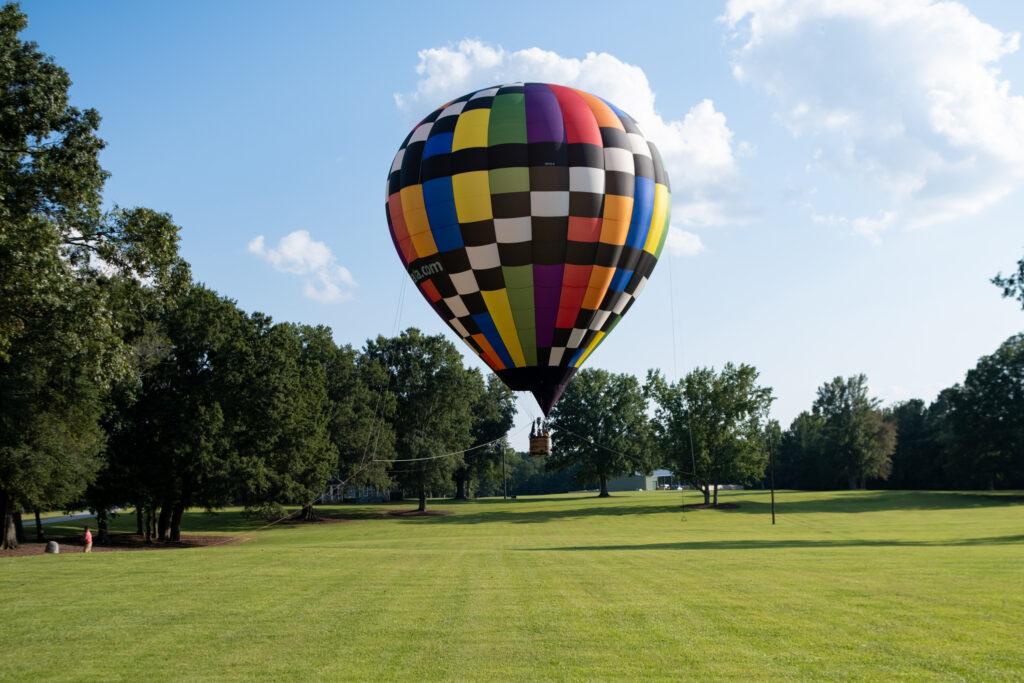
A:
[83, 525, 92, 553]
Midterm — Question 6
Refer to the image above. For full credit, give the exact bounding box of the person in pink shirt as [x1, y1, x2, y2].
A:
[83, 526, 92, 553]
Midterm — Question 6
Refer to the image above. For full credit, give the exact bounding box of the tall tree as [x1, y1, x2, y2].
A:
[992, 255, 1024, 309]
[885, 399, 945, 489]
[547, 369, 652, 498]
[364, 329, 475, 511]
[454, 372, 516, 499]
[0, 4, 179, 548]
[113, 285, 247, 541]
[812, 375, 896, 489]
[647, 364, 773, 505]
[234, 322, 338, 520]
[322, 344, 396, 495]
[939, 334, 1024, 489]
[775, 411, 827, 489]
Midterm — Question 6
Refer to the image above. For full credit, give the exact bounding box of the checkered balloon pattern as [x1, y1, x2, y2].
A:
[385, 83, 671, 414]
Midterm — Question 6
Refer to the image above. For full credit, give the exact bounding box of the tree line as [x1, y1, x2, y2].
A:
[2, 4, 1022, 549]
[0, 5, 517, 549]
[544, 326, 1022, 503]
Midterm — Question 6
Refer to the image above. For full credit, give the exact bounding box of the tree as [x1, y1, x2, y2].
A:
[322, 344, 396, 496]
[233, 322, 337, 521]
[812, 375, 895, 489]
[0, 4, 179, 548]
[547, 369, 652, 498]
[454, 373, 516, 499]
[107, 285, 248, 541]
[775, 411, 826, 489]
[647, 364, 773, 505]
[364, 329, 475, 511]
[885, 399, 945, 489]
[992, 255, 1024, 309]
[938, 334, 1024, 490]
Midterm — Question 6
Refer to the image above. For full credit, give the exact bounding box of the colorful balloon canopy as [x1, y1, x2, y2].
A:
[385, 83, 671, 414]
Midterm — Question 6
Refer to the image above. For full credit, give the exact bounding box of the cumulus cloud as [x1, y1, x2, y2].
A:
[665, 228, 706, 257]
[248, 231, 356, 303]
[810, 209, 896, 245]
[724, 0, 1024, 240]
[396, 40, 744, 252]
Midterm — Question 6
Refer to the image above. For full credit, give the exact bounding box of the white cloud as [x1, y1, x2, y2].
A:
[396, 40, 745, 253]
[248, 231, 356, 303]
[810, 208, 896, 245]
[724, 0, 1024, 239]
[665, 228, 705, 257]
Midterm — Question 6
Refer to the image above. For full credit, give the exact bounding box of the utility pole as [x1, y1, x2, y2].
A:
[768, 430, 777, 525]
[502, 446, 507, 500]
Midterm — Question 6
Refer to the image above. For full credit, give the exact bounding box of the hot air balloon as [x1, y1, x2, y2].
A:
[385, 83, 671, 415]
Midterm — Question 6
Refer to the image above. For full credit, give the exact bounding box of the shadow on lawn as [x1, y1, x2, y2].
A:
[740, 490, 1024, 515]
[523, 533, 1024, 552]
[393, 491, 1023, 526]
[396, 502, 693, 525]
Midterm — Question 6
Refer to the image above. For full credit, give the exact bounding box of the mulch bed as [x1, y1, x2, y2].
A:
[681, 503, 741, 511]
[387, 509, 452, 517]
[277, 516, 353, 525]
[0, 532, 246, 558]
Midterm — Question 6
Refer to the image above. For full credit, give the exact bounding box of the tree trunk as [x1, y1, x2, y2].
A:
[848, 473, 858, 490]
[169, 501, 186, 542]
[713, 484, 719, 507]
[34, 509, 43, 542]
[145, 507, 154, 544]
[13, 511, 25, 544]
[136, 507, 144, 535]
[418, 468, 427, 512]
[0, 489, 17, 550]
[157, 502, 172, 541]
[598, 474, 610, 498]
[97, 508, 110, 544]
[454, 470, 468, 500]
[299, 503, 319, 521]
[701, 484, 710, 505]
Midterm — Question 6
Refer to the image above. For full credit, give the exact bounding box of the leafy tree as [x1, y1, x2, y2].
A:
[109, 285, 247, 541]
[508, 451, 579, 495]
[454, 373, 516, 499]
[322, 344, 396, 495]
[364, 329, 475, 511]
[938, 334, 1024, 489]
[992, 255, 1024, 309]
[763, 418, 783, 489]
[775, 411, 826, 489]
[234, 322, 337, 521]
[0, 4, 179, 548]
[547, 369, 652, 498]
[884, 399, 944, 489]
[812, 375, 896, 489]
[647, 364, 773, 505]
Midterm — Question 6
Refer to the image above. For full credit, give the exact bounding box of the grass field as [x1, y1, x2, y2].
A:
[3, 490, 1023, 681]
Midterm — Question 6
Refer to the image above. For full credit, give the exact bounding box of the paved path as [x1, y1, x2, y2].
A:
[23, 512, 96, 526]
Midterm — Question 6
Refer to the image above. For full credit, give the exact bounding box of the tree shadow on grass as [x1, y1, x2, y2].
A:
[391, 491, 1024, 526]
[522, 533, 1024, 552]
[394, 502, 685, 525]
[738, 491, 1024, 515]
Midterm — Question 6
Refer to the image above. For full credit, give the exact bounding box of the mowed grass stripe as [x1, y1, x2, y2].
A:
[2, 490, 1023, 680]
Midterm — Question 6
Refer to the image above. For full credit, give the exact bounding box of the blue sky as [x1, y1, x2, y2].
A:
[22, 1, 1024, 441]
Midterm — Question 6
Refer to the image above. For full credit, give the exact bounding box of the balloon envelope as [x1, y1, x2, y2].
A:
[386, 83, 671, 414]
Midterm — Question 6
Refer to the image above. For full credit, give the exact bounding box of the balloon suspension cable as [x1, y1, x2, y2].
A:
[374, 425, 528, 463]
[337, 274, 408, 489]
[669, 256, 699, 513]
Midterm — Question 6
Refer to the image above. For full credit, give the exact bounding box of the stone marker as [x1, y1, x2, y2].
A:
[44, 541, 59, 554]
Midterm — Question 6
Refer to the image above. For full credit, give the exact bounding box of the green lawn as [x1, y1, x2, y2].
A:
[3, 490, 1023, 681]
